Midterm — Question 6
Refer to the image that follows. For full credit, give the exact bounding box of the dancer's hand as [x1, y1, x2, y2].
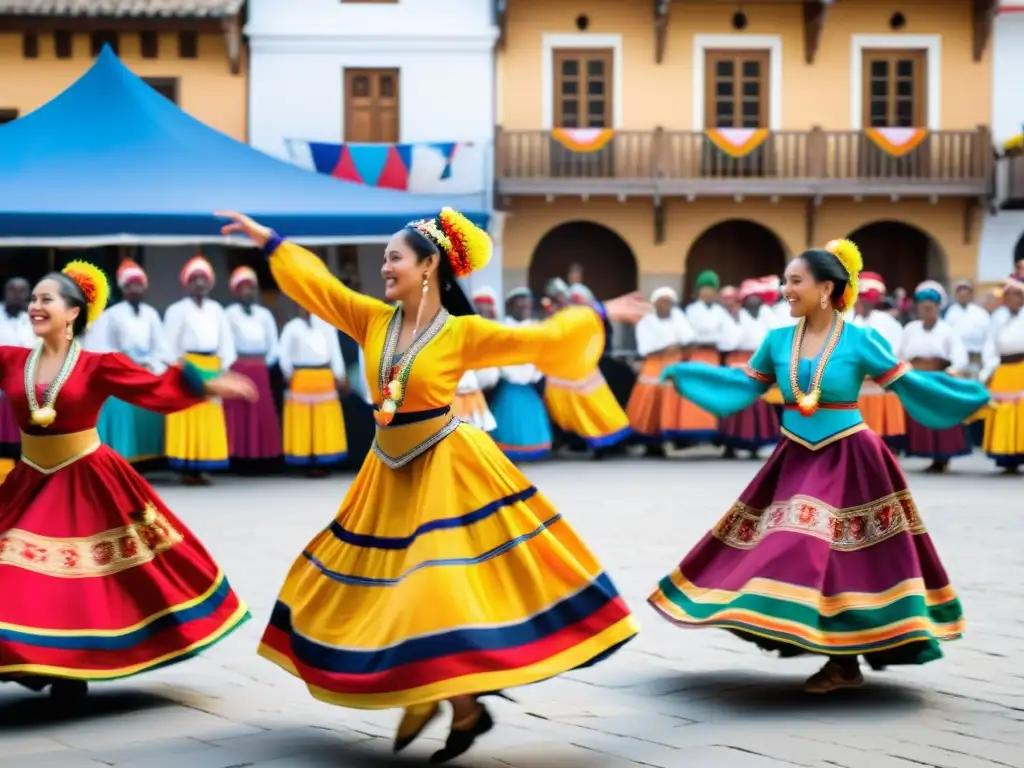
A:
[604, 292, 652, 325]
[215, 211, 273, 247]
[206, 372, 258, 401]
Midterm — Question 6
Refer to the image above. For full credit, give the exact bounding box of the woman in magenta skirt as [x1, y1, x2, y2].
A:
[651, 240, 990, 694]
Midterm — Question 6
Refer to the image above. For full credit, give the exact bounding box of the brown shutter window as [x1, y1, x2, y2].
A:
[343, 69, 400, 143]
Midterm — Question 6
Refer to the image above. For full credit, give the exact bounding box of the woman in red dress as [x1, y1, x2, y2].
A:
[0, 261, 255, 702]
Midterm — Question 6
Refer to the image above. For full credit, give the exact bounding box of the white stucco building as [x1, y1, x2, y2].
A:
[246, 0, 502, 300]
[980, 1, 1024, 281]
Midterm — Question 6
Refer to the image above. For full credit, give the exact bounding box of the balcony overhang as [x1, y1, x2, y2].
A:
[803, 0, 830, 65]
[974, 0, 998, 62]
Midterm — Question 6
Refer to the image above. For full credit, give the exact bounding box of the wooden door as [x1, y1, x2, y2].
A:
[344, 69, 400, 142]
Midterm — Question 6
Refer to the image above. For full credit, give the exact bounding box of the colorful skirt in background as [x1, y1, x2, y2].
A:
[97, 397, 165, 463]
[718, 351, 781, 452]
[258, 420, 637, 709]
[904, 415, 971, 463]
[453, 389, 497, 433]
[490, 380, 552, 461]
[625, 348, 683, 443]
[983, 359, 1024, 469]
[858, 380, 906, 452]
[0, 393, 20, 484]
[165, 353, 230, 473]
[223, 356, 282, 461]
[283, 367, 347, 467]
[649, 429, 963, 668]
[544, 370, 631, 450]
[0, 433, 249, 682]
[659, 346, 719, 444]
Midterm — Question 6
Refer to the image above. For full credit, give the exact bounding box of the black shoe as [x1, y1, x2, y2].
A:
[429, 704, 494, 764]
[49, 679, 88, 704]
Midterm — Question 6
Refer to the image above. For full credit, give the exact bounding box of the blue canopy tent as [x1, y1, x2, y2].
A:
[0, 47, 489, 245]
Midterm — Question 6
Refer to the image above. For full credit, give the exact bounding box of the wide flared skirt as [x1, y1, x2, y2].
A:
[719, 352, 781, 451]
[283, 368, 348, 467]
[257, 423, 638, 709]
[97, 397, 165, 463]
[660, 347, 719, 443]
[859, 386, 906, 451]
[0, 446, 249, 681]
[490, 381, 552, 461]
[983, 361, 1024, 468]
[904, 413, 971, 462]
[0, 393, 20, 458]
[544, 374, 631, 450]
[625, 351, 682, 442]
[649, 430, 962, 667]
[165, 354, 229, 472]
[453, 390, 497, 433]
[224, 359, 282, 461]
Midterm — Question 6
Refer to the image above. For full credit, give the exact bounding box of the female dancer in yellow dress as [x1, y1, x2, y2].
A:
[217, 209, 644, 764]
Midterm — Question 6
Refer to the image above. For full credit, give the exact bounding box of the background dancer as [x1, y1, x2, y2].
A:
[853, 272, 906, 451]
[0, 276, 34, 482]
[217, 208, 645, 765]
[652, 239, 990, 694]
[0, 261, 254, 703]
[224, 266, 283, 471]
[980, 278, 1024, 474]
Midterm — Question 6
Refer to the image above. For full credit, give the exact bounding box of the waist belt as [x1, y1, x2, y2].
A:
[782, 402, 859, 411]
[909, 357, 949, 372]
[372, 405, 459, 469]
[20, 428, 101, 474]
[1001, 354, 1024, 365]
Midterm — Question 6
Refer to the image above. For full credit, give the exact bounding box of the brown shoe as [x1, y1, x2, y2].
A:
[804, 660, 864, 693]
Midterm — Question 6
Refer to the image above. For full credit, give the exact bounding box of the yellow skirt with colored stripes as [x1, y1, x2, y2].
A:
[983, 360, 1024, 469]
[165, 353, 229, 472]
[544, 371, 630, 449]
[284, 367, 348, 467]
[257, 421, 638, 710]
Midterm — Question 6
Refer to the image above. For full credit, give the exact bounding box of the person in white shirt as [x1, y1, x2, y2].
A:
[943, 279, 990, 379]
[279, 307, 348, 476]
[162, 256, 236, 485]
[899, 281, 972, 473]
[980, 278, 1024, 473]
[626, 286, 696, 455]
[852, 271, 906, 452]
[223, 266, 282, 467]
[716, 280, 781, 459]
[681, 269, 730, 446]
[0, 277, 32, 476]
[489, 288, 553, 461]
[452, 287, 500, 433]
[90, 259, 174, 466]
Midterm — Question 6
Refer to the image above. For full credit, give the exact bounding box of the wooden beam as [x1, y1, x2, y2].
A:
[222, 13, 242, 76]
[804, 196, 820, 249]
[963, 197, 983, 245]
[973, 0, 997, 63]
[654, 0, 671, 65]
[654, 196, 666, 245]
[0, 15, 222, 33]
[495, 0, 507, 50]
[802, 0, 829, 65]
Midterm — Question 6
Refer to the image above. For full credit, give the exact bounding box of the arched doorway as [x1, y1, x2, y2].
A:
[845, 221, 945, 293]
[528, 221, 638, 301]
[683, 220, 787, 298]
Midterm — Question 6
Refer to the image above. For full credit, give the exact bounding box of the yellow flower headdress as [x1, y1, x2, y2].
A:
[61, 260, 110, 328]
[823, 238, 863, 312]
[410, 207, 492, 279]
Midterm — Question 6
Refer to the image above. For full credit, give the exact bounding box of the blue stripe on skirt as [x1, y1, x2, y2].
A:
[97, 397, 165, 462]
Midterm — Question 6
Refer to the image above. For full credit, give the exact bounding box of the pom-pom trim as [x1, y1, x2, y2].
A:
[61, 260, 110, 328]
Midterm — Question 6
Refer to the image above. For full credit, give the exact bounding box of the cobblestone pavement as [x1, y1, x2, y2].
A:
[3, 449, 1023, 767]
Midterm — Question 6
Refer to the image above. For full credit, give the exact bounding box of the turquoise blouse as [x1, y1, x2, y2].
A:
[662, 319, 990, 450]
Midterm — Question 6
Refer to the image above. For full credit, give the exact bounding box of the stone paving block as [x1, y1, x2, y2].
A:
[670, 745, 795, 767]
[562, 732, 683, 766]
[0, 734, 72, 758]
[487, 743, 647, 767]
[87, 737, 222, 765]
[205, 725, 372, 764]
[876, 741, 1003, 768]
[0, 755, 107, 768]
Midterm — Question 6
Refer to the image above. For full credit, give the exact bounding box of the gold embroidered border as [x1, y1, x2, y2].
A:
[372, 414, 462, 469]
[0, 504, 184, 579]
[875, 361, 911, 388]
[780, 424, 867, 451]
[744, 365, 776, 384]
[712, 490, 925, 552]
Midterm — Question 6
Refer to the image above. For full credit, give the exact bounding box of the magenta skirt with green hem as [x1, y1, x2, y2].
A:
[649, 429, 964, 669]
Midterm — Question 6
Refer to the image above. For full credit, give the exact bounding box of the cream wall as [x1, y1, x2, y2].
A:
[0, 31, 247, 140]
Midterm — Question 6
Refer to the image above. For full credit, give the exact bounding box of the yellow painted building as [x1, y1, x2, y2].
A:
[0, 1, 247, 141]
[495, 0, 996, 301]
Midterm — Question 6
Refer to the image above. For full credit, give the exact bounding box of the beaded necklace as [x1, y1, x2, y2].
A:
[788, 311, 844, 417]
[24, 338, 82, 427]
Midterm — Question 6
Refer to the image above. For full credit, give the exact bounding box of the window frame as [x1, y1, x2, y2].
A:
[861, 48, 927, 128]
[342, 68, 401, 143]
[551, 48, 614, 129]
[142, 77, 180, 105]
[0, 109, 19, 125]
[703, 49, 770, 129]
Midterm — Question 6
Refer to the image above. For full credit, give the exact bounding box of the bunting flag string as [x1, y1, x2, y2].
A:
[704, 128, 769, 158]
[864, 128, 929, 157]
[550, 128, 616, 153]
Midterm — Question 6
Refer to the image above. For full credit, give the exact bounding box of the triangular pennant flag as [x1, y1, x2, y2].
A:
[430, 142, 458, 180]
[348, 145, 391, 187]
[308, 141, 342, 175]
[394, 143, 414, 172]
[332, 145, 362, 183]
[376, 146, 410, 190]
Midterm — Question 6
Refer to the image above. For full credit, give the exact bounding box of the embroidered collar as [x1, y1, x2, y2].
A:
[377, 304, 449, 407]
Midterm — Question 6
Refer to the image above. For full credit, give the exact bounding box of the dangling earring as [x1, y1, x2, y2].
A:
[819, 294, 828, 310]
[64, 323, 73, 341]
[421, 273, 429, 296]
[412, 272, 429, 336]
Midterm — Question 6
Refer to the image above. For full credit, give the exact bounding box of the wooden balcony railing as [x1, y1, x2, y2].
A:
[494, 127, 993, 197]
[1003, 154, 1024, 206]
